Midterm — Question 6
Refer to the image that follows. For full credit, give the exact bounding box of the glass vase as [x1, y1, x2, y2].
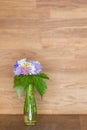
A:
[24, 84, 37, 125]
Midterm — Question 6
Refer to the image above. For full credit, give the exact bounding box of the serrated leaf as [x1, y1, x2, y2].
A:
[14, 86, 24, 98]
[20, 76, 27, 89]
[14, 76, 21, 88]
[38, 73, 49, 79]
[14, 75, 34, 96]
[14, 74, 48, 98]
[33, 76, 47, 97]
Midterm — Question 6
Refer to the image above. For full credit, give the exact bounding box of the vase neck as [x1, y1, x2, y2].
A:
[26, 84, 34, 97]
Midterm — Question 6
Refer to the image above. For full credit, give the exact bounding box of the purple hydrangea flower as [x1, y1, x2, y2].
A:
[14, 59, 42, 76]
[14, 66, 22, 76]
[14, 61, 19, 69]
[21, 67, 31, 75]
[30, 61, 42, 74]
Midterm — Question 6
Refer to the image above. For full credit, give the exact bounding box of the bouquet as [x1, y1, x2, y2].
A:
[14, 58, 49, 98]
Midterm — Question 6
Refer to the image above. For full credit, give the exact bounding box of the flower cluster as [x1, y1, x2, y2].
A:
[14, 58, 42, 76]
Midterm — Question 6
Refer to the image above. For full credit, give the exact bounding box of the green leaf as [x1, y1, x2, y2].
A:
[14, 75, 31, 89]
[14, 86, 24, 98]
[38, 73, 49, 79]
[14, 76, 21, 88]
[33, 76, 47, 97]
[14, 75, 34, 97]
[23, 75, 34, 90]
[20, 76, 27, 89]
[13, 74, 48, 98]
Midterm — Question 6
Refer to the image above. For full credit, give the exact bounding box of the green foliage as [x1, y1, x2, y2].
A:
[14, 86, 24, 98]
[37, 73, 49, 79]
[33, 76, 47, 97]
[14, 73, 49, 98]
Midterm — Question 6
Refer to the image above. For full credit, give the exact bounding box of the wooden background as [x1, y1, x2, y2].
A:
[0, 0, 87, 114]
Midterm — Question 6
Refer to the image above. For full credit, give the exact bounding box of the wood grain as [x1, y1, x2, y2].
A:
[0, 115, 81, 130]
[0, 0, 87, 114]
[80, 115, 87, 130]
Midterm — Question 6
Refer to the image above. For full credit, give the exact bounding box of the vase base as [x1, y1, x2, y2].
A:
[24, 121, 37, 126]
[24, 115, 37, 126]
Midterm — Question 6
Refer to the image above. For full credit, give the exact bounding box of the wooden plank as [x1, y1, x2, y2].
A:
[50, 8, 87, 19]
[0, 0, 36, 9]
[0, 115, 80, 130]
[80, 115, 87, 130]
[37, 0, 87, 9]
